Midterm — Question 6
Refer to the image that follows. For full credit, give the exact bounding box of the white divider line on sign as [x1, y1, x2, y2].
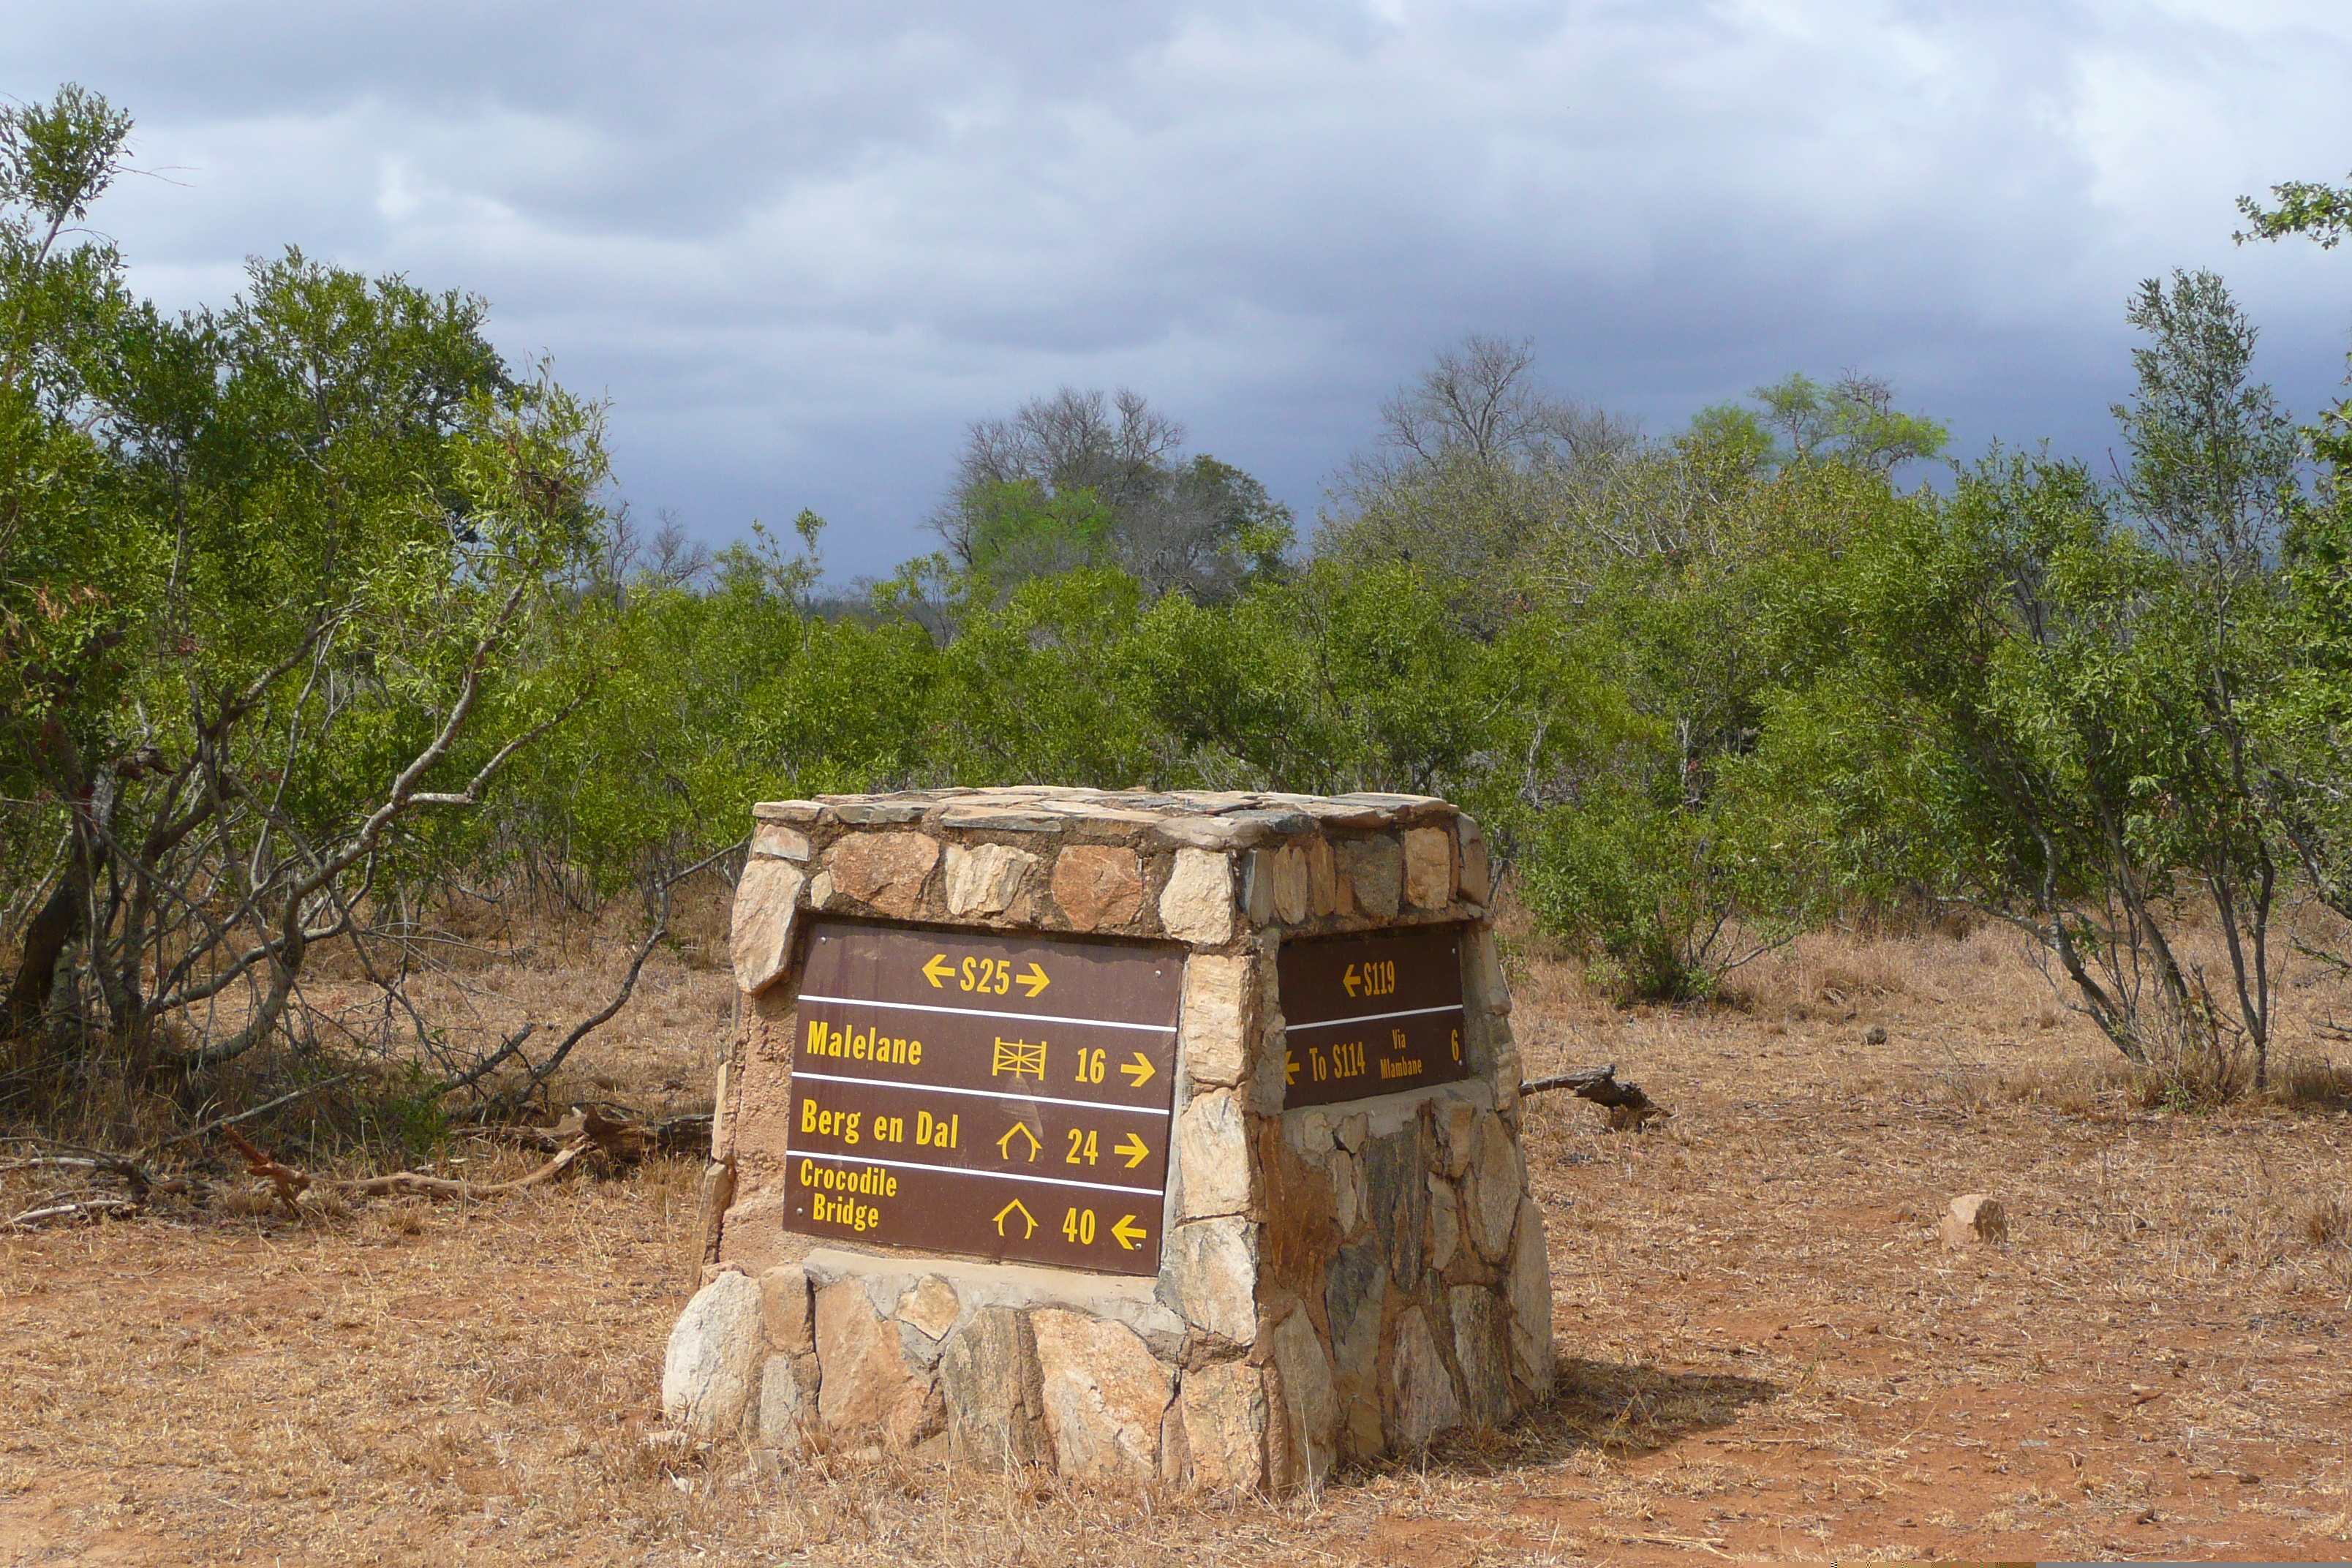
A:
[788, 1146, 1161, 1197]
[796, 993, 1177, 1033]
[790, 1068, 1172, 1116]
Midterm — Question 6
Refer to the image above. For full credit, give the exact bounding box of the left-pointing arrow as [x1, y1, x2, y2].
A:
[922, 954, 953, 987]
[1110, 1214, 1147, 1250]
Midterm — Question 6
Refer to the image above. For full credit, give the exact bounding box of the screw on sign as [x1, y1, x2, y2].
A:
[783, 919, 1181, 1275]
[1278, 927, 1470, 1109]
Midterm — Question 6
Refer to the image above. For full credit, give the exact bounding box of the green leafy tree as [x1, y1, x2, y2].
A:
[934, 387, 1292, 603]
[1, 88, 611, 1098]
[1694, 372, 1949, 476]
[2236, 173, 2352, 249]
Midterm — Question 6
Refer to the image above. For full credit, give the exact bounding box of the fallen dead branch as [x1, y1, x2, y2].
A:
[7, 1193, 140, 1228]
[1, 1138, 184, 1229]
[499, 1107, 712, 1161]
[218, 1124, 592, 1214]
[1521, 1063, 1668, 1128]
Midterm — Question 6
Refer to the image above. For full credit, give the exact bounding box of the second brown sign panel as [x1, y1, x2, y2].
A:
[1278, 927, 1469, 1109]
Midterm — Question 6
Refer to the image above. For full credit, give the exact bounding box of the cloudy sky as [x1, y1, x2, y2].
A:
[11, 1, 2352, 578]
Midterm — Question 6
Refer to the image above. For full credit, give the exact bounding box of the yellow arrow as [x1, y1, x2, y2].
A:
[922, 954, 954, 987]
[1016, 961, 1050, 998]
[1343, 963, 1360, 998]
[993, 1199, 1037, 1238]
[1113, 1132, 1150, 1169]
[1110, 1214, 1147, 1250]
[1118, 1052, 1156, 1089]
[1285, 1051, 1298, 1086]
[996, 1121, 1041, 1162]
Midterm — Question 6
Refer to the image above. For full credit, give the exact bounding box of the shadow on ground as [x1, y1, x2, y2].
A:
[1340, 1355, 1782, 1485]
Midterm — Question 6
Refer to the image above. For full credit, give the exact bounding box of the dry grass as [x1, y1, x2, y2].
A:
[6, 905, 2352, 1564]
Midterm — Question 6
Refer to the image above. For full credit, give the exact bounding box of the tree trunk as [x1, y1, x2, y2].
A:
[4, 878, 83, 1039]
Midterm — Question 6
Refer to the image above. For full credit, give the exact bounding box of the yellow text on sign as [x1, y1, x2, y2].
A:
[1342, 960, 1398, 999]
[924, 954, 1050, 997]
[1054, 1128, 1152, 1168]
[1058, 1209, 1151, 1251]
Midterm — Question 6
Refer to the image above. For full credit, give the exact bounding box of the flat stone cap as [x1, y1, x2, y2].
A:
[753, 787, 1458, 849]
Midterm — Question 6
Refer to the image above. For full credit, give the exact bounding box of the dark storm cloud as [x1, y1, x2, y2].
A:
[10, 1, 2352, 575]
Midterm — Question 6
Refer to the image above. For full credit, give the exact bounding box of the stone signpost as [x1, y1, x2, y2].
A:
[662, 787, 1552, 1491]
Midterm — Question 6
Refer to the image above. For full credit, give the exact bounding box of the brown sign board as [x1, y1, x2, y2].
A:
[1279, 927, 1469, 1108]
[782, 919, 1183, 1275]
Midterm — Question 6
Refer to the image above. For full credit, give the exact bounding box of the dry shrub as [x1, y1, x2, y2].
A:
[2123, 1026, 2257, 1112]
[2304, 1196, 2352, 1250]
[2276, 1055, 2352, 1110]
[1992, 1058, 2136, 1118]
[1735, 928, 1915, 1014]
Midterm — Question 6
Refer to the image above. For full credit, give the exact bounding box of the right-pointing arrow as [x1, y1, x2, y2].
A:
[1113, 1132, 1150, 1169]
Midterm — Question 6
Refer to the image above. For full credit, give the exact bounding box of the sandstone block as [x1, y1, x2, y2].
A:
[1176, 1360, 1267, 1491]
[1305, 834, 1347, 916]
[1032, 1309, 1172, 1480]
[1162, 1216, 1259, 1343]
[807, 868, 835, 908]
[1362, 1130, 1428, 1289]
[1052, 845, 1144, 929]
[1161, 847, 1236, 943]
[1244, 845, 1311, 926]
[1428, 1173, 1460, 1272]
[752, 822, 812, 862]
[1505, 1204, 1556, 1396]
[1264, 1307, 1338, 1488]
[729, 858, 804, 995]
[939, 1306, 1048, 1466]
[1434, 1098, 1477, 1179]
[938, 809, 1063, 833]
[1463, 929, 1512, 1018]
[755, 1353, 805, 1451]
[943, 843, 1036, 916]
[1324, 1240, 1387, 1460]
[1938, 1192, 2008, 1248]
[1456, 817, 1491, 904]
[1388, 1305, 1461, 1447]
[759, 1263, 813, 1354]
[1465, 1115, 1523, 1264]
[815, 1279, 939, 1447]
[825, 832, 940, 919]
[1331, 1148, 1362, 1235]
[829, 801, 926, 824]
[1178, 954, 1254, 1088]
[1177, 1089, 1253, 1220]
[896, 1275, 961, 1341]
[1341, 837, 1403, 919]
[1447, 1286, 1511, 1427]
[1402, 826, 1453, 909]
[663, 1271, 764, 1438]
